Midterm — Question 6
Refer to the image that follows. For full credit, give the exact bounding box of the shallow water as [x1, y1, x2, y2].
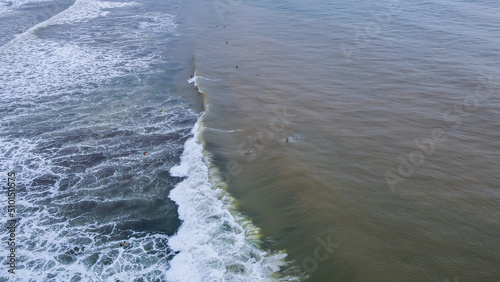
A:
[187, 0, 500, 281]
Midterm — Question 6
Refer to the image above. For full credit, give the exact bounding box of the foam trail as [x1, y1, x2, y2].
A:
[166, 115, 289, 281]
[188, 75, 221, 86]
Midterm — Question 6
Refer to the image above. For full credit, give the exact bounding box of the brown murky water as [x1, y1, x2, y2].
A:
[181, 0, 500, 280]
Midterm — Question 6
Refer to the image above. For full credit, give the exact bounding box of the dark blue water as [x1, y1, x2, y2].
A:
[0, 0, 198, 280]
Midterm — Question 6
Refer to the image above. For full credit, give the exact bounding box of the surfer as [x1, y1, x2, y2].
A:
[286, 138, 289, 143]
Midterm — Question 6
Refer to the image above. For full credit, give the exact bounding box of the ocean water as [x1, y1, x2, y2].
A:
[0, 0, 292, 280]
[1, 0, 499, 281]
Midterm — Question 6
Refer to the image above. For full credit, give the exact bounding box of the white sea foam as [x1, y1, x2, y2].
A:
[0, 0, 184, 281]
[188, 75, 222, 87]
[204, 127, 243, 133]
[1, 38, 147, 98]
[1, 0, 150, 50]
[0, 0, 53, 15]
[166, 117, 290, 281]
[45, 0, 139, 24]
[0, 120, 191, 281]
[0, 1, 176, 101]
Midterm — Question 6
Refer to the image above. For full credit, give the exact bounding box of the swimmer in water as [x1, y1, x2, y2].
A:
[286, 138, 289, 143]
